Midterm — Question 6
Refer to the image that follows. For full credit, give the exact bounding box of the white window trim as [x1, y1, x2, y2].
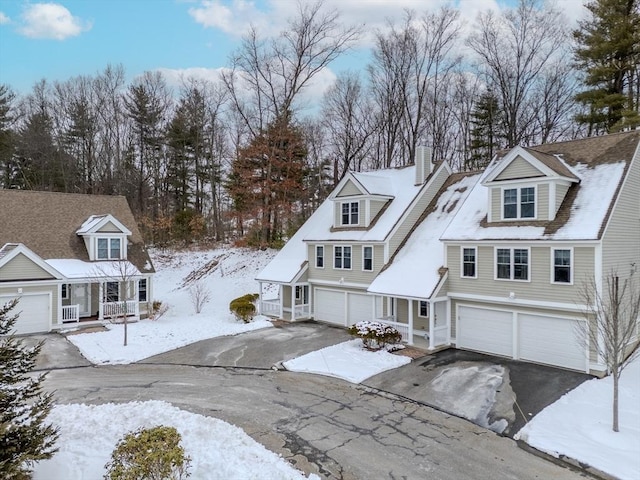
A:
[362, 245, 374, 272]
[95, 236, 125, 260]
[501, 186, 537, 221]
[315, 245, 325, 269]
[418, 300, 428, 318]
[138, 278, 148, 302]
[551, 247, 574, 285]
[333, 245, 353, 270]
[340, 201, 359, 226]
[460, 246, 477, 279]
[494, 246, 531, 282]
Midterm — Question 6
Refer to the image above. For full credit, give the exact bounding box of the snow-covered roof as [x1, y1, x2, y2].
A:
[46, 259, 142, 280]
[368, 173, 481, 299]
[304, 166, 428, 242]
[442, 161, 626, 241]
[76, 215, 107, 234]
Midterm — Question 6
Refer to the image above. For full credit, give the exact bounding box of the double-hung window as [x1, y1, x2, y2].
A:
[334, 246, 352, 269]
[462, 247, 477, 278]
[553, 249, 572, 284]
[315, 245, 324, 268]
[503, 187, 535, 219]
[97, 237, 122, 260]
[138, 278, 147, 302]
[341, 202, 359, 225]
[363, 246, 373, 271]
[496, 248, 529, 281]
[105, 281, 119, 302]
[419, 300, 428, 317]
[61, 283, 69, 300]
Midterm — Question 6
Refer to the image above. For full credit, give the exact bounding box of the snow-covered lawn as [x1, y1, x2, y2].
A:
[33, 401, 317, 480]
[283, 339, 411, 383]
[516, 357, 640, 480]
[66, 247, 277, 364]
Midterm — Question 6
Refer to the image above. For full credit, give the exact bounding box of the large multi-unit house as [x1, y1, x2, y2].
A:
[0, 190, 154, 335]
[257, 131, 640, 374]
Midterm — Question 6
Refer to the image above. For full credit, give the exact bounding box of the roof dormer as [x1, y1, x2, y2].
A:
[76, 214, 131, 261]
[328, 172, 394, 230]
[483, 146, 580, 223]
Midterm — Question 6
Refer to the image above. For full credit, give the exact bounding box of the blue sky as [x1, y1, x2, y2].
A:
[0, 0, 587, 95]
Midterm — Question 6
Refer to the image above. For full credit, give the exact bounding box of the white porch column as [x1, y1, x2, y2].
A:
[98, 282, 104, 320]
[258, 282, 263, 315]
[429, 301, 436, 350]
[372, 296, 377, 319]
[279, 285, 283, 318]
[407, 299, 414, 345]
[291, 284, 296, 322]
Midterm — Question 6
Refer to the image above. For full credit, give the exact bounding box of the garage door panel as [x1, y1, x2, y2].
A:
[314, 289, 345, 326]
[1, 294, 50, 334]
[519, 314, 586, 371]
[347, 293, 374, 326]
[458, 306, 513, 357]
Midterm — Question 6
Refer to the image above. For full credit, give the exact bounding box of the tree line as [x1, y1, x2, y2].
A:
[0, 0, 638, 247]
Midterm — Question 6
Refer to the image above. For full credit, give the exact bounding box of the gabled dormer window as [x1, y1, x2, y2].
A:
[503, 187, 535, 220]
[97, 238, 122, 260]
[341, 202, 359, 225]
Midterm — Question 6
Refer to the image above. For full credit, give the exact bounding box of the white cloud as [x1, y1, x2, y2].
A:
[18, 3, 91, 40]
[0, 11, 10, 25]
[154, 67, 227, 89]
[189, 0, 272, 35]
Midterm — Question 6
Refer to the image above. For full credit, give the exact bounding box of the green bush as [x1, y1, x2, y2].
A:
[104, 426, 191, 480]
[348, 321, 402, 350]
[229, 293, 259, 323]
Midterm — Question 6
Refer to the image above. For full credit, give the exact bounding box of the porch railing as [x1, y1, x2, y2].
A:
[102, 300, 139, 320]
[61, 305, 80, 323]
[260, 299, 280, 317]
[293, 304, 310, 319]
[377, 317, 411, 344]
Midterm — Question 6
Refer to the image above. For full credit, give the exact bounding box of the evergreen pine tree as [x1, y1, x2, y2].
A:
[0, 298, 59, 479]
[573, 0, 640, 134]
[468, 90, 503, 170]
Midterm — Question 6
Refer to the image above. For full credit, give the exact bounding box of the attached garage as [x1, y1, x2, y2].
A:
[347, 293, 374, 326]
[1, 293, 51, 335]
[456, 304, 588, 372]
[314, 288, 346, 326]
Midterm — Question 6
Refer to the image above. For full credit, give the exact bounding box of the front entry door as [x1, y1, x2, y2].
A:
[72, 284, 91, 317]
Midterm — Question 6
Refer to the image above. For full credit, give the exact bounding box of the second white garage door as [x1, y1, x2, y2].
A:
[347, 293, 374, 326]
[1, 293, 51, 335]
[457, 304, 588, 371]
[314, 289, 346, 326]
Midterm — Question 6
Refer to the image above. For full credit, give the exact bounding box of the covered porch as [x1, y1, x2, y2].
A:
[258, 281, 311, 322]
[60, 279, 141, 324]
[372, 295, 450, 350]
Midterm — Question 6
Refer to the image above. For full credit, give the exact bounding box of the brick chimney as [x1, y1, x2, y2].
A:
[414, 146, 432, 185]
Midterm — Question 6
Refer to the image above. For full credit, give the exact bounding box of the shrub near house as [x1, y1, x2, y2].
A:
[229, 294, 259, 323]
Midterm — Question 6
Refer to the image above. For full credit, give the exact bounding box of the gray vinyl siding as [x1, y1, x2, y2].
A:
[0, 253, 55, 281]
[491, 188, 501, 221]
[388, 165, 449, 256]
[537, 184, 549, 221]
[602, 153, 640, 284]
[495, 156, 544, 180]
[447, 245, 595, 303]
[308, 244, 384, 285]
[334, 199, 364, 228]
[335, 180, 361, 197]
[91, 283, 99, 316]
[0, 283, 58, 325]
[369, 199, 387, 222]
[283, 285, 292, 308]
[97, 221, 122, 233]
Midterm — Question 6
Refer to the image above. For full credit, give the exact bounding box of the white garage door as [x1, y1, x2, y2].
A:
[457, 305, 513, 357]
[519, 314, 587, 371]
[347, 293, 374, 326]
[314, 289, 346, 326]
[1, 294, 51, 335]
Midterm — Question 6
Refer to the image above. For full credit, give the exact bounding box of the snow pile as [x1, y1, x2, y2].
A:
[516, 357, 640, 480]
[283, 339, 411, 383]
[67, 247, 277, 364]
[33, 401, 318, 480]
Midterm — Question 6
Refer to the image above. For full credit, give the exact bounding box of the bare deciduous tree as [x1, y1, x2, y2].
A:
[189, 281, 211, 314]
[579, 272, 640, 432]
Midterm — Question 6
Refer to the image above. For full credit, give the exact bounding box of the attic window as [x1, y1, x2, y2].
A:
[341, 202, 359, 225]
[97, 238, 122, 260]
[503, 187, 535, 220]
